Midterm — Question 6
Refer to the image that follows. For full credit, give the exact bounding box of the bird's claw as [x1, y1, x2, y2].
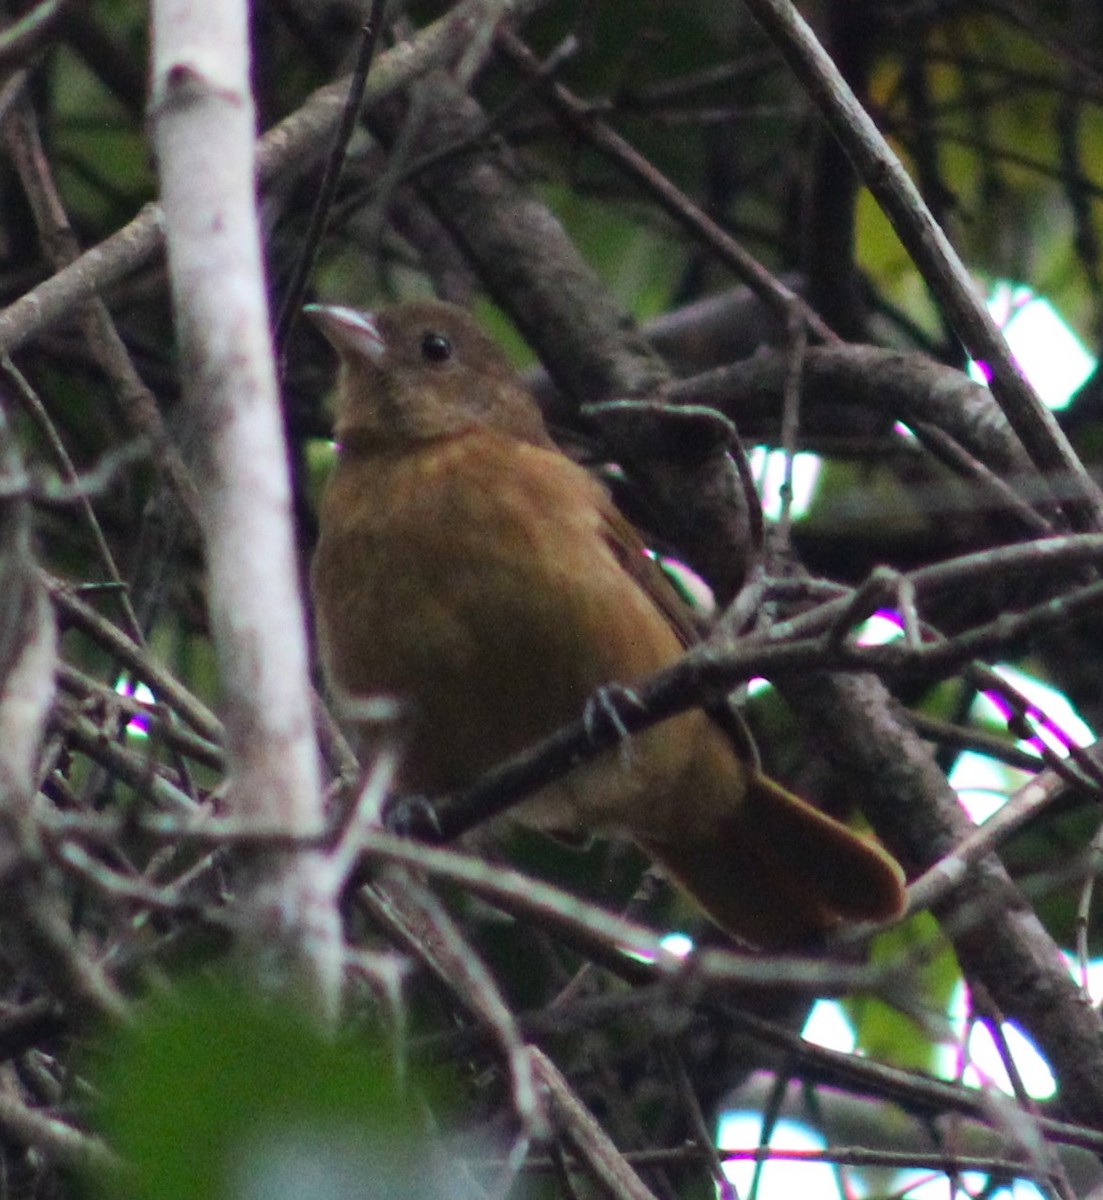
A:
[583, 683, 645, 768]
[381, 792, 442, 841]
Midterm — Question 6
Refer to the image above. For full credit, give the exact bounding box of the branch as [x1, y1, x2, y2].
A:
[784, 668, 1103, 1128]
[0, 395, 125, 1024]
[667, 344, 1034, 479]
[495, 29, 838, 344]
[740, 0, 1103, 531]
[148, 0, 340, 1016]
[364, 73, 669, 408]
[0, 0, 553, 357]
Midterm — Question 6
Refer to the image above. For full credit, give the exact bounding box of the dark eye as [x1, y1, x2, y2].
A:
[420, 331, 452, 363]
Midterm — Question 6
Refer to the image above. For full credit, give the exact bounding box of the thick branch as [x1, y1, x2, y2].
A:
[788, 670, 1103, 1128]
[149, 0, 340, 1016]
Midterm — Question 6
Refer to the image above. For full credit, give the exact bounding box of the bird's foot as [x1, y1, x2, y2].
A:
[381, 792, 442, 841]
[583, 683, 645, 768]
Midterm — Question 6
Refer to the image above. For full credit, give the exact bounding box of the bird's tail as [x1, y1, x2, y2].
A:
[639, 771, 906, 948]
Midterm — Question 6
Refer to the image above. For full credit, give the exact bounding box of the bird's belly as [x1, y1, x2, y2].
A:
[313, 485, 699, 835]
[517, 687, 750, 845]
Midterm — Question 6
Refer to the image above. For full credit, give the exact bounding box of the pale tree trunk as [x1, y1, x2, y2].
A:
[148, 0, 343, 1020]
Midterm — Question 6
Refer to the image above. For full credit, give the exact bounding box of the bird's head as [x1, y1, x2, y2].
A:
[304, 300, 553, 450]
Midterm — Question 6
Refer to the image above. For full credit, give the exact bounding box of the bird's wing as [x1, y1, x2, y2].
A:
[595, 486, 766, 760]
[596, 495, 702, 650]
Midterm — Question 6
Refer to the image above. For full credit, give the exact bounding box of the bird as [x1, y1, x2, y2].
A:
[306, 298, 906, 947]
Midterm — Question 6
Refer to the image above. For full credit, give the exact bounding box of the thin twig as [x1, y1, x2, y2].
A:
[275, 0, 388, 355]
[0, 357, 144, 645]
[770, 302, 808, 564]
[495, 28, 838, 344]
[45, 573, 223, 743]
[740, 0, 1103, 531]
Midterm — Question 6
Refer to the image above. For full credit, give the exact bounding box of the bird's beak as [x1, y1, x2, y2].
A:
[303, 304, 385, 361]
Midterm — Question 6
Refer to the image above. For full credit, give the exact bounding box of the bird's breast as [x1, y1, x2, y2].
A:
[310, 431, 712, 830]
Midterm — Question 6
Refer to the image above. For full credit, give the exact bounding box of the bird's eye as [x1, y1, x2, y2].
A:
[420, 331, 452, 363]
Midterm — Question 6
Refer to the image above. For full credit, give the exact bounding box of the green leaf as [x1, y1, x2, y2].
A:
[846, 913, 960, 1073]
[87, 977, 451, 1200]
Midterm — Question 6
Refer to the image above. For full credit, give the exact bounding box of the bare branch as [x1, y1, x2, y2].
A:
[149, 0, 341, 1015]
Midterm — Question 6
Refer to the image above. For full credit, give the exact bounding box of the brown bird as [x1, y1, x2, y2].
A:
[307, 299, 905, 947]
